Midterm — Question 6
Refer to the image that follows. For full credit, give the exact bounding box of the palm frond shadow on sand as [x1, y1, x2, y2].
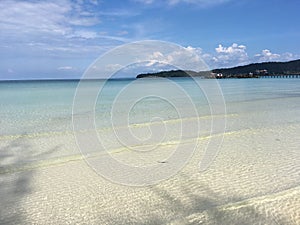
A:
[144, 172, 285, 225]
[106, 171, 286, 225]
[0, 136, 62, 224]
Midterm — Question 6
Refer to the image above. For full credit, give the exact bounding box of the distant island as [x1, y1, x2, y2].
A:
[136, 59, 300, 79]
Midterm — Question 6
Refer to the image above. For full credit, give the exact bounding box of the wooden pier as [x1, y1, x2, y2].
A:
[260, 75, 300, 78]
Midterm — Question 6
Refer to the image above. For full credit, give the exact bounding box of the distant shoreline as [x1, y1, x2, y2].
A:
[1, 59, 300, 81]
[137, 59, 300, 79]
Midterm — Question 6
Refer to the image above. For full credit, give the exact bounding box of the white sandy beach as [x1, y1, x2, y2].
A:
[1, 112, 300, 224]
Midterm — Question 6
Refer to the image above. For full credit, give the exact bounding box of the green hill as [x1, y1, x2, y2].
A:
[213, 59, 300, 76]
[136, 59, 300, 79]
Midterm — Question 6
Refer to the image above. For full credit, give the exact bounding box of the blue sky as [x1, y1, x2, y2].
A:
[0, 0, 299, 79]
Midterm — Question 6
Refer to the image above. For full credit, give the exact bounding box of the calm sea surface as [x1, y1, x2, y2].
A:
[0, 78, 299, 136]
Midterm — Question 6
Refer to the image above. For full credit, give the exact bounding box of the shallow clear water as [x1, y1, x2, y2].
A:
[1, 78, 299, 136]
[0, 77, 299, 165]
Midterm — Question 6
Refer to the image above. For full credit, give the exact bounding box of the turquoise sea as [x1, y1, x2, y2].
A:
[0, 77, 299, 166]
[1, 78, 300, 159]
[1, 78, 299, 135]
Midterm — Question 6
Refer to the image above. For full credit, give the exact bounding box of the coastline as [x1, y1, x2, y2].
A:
[1, 78, 300, 224]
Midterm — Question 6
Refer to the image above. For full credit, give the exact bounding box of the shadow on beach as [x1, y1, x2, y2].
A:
[0, 137, 290, 224]
[144, 172, 286, 225]
[0, 136, 61, 224]
[0, 137, 33, 224]
[105, 171, 286, 225]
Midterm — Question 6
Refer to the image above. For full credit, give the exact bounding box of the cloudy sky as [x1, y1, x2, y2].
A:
[0, 0, 299, 79]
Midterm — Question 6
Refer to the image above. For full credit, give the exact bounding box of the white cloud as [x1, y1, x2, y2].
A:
[0, 0, 130, 59]
[0, 1, 69, 36]
[84, 43, 209, 79]
[254, 49, 299, 63]
[56, 40, 299, 79]
[215, 43, 246, 54]
[0, 0, 100, 34]
[207, 43, 249, 68]
[0, 0, 105, 52]
[0, 0, 101, 35]
[131, 43, 293, 71]
[134, 46, 207, 71]
[254, 49, 280, 62]
[280, 52, 299, 61]
[201, 44, 299, 69]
